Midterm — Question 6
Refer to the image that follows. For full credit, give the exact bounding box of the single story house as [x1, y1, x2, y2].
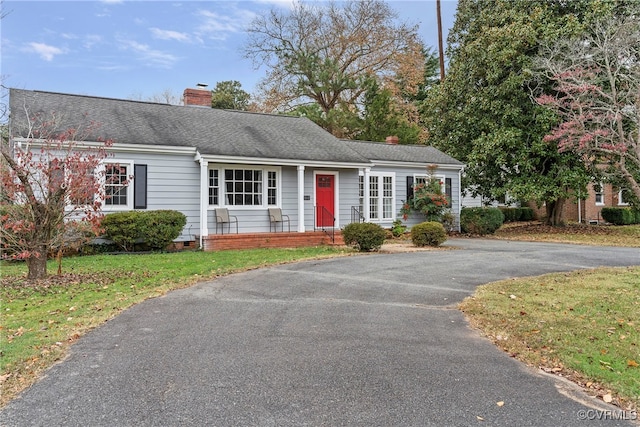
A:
[8, 87, 464, 250]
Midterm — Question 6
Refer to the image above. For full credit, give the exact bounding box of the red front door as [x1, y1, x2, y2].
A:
[316, 174, 335, 227]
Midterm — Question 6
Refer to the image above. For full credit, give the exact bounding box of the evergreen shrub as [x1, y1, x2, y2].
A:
[411, 221, 447, 247]
[460, 207, 505, 235]
[342, 222, 386, 252]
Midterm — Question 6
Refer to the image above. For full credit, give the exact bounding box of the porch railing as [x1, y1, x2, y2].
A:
[351, 206, 365, 223]
[314, 205, 335, 244]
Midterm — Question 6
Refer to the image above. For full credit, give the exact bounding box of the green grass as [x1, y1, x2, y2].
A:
[0, 246, 351, 406]
[459, 267, 640, 410]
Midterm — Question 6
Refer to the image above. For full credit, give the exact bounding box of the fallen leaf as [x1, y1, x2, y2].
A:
[628, 359, 639, 367]
[602, 394, 613, 403]
[496, 401, 504, 407]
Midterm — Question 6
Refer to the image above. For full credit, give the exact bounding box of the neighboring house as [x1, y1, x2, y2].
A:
[8, 88, 464, 250]
[528, 182, 633, 224]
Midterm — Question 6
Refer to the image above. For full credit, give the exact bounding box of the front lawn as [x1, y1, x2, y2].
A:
[460, 267, 640, 411]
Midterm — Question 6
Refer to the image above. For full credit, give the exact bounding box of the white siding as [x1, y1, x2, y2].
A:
[367, 165, 462, 231]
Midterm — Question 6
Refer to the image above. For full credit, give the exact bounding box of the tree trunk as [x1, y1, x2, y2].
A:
[545, 198, 566, 226]
[26, 252, 48, 280]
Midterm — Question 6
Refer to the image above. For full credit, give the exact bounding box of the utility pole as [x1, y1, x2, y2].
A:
[436, 0, 446, 82]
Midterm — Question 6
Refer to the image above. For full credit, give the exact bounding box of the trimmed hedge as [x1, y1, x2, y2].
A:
[499, 207, 535, 222]
[601, 207, 640, 225]
[342, 222, 386, 252]
[101, 210, 187, 251]
[411, 221, 447, 247]
[460, 207, 505, 235]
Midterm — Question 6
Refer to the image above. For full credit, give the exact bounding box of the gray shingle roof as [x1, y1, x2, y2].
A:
[341, 139, 464, 166]
[9, 89, 463, 167]
[9, 89, 369, 164]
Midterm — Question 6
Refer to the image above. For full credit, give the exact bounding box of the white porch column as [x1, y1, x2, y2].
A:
[297, 165, 306, 232]
[363, 167, 371, 222]
[199, 158, 209, 246]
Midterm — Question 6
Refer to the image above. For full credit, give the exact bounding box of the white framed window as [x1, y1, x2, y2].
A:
[369, 173, 395, 221]
[209, 169, 219, 205]
[415, 174, 445, 191]
[594, 182, 604, 205]
[209, 166, 280, 208]
[358, 175, 365, 214]
[102, 160, 134, 210]
[414, 174, 452, 207]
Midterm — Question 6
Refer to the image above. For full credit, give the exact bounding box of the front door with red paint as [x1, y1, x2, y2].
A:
[316, 174, 335, 227]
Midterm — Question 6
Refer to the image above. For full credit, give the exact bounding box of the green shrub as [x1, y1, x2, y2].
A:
[342, 222, 386, 252]
[499, 207, 518, 222]
[499, 207, 535, 222]
[518, 207, 535, 221]
[101, 211, 142, 251]
[390, 219, 407, 237]
[139, 210, 187, 250]
[411, 221, 447, 247]
[460, 207, 505, 235]
[601, 207, 639, 225]
[101, 210, 186, 251]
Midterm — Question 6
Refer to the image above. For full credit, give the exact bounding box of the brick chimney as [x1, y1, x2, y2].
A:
[183, 84, 211, 107]
[385, 135, 399, 145]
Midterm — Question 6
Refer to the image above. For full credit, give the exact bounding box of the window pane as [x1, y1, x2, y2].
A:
[208, 169, 219, 205]
[105, 163, 128, 206]
[223, 168, 270, 206]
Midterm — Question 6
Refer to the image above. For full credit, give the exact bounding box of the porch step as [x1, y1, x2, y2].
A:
[203, 231, 344, 252]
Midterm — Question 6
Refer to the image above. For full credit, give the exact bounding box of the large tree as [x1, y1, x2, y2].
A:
[211, 80, 251, 111]
[243, 0, 424, 138]
[534, 15, 640, 205]
[421, 0, 629, 224]
[1, 108, 112, 279]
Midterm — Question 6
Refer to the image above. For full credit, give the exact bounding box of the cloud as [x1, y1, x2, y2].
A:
[25, 42, 65, 61]
[83, 35, 103, 50]
[118, 38, 178, 68]
[254, 0, 295, 9]
[195, 8, 256, 40]
[149, 27, 191, 43]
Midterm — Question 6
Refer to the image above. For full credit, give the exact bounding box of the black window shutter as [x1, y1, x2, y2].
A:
[445, 177, 452, 207]
[134, 164, 147, 209]
[406, 176, 414, 200]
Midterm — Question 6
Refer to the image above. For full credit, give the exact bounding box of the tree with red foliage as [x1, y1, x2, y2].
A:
[534, 16, 640, 205]
[1, 109, 113, 279]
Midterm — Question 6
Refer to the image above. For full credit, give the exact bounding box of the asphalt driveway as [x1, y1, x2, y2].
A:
[1, 239, 639, 426]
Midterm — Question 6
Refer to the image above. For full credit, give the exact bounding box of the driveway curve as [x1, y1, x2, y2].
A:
[2, 239, 639, 426]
